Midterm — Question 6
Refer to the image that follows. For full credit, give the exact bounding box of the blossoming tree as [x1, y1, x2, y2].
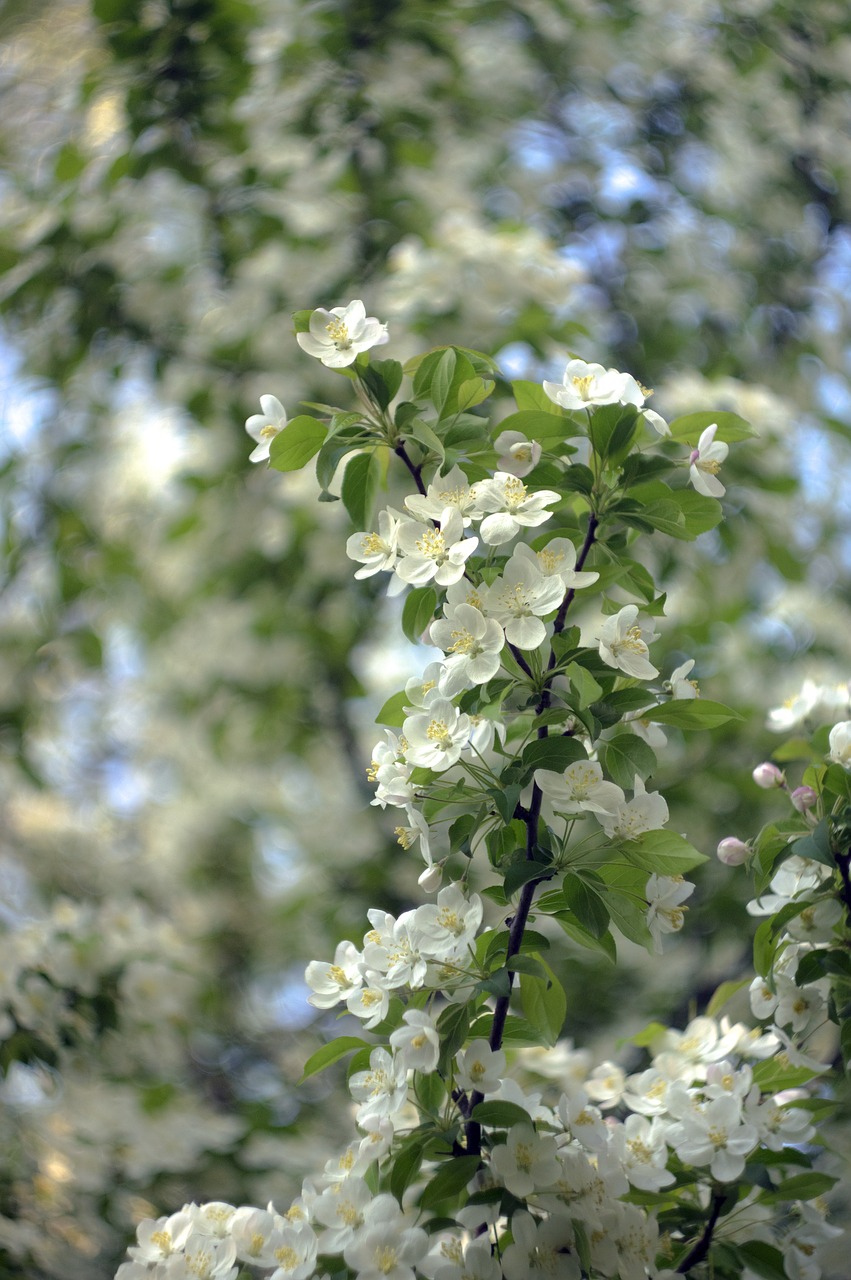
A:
[113, 306, 850, 1280]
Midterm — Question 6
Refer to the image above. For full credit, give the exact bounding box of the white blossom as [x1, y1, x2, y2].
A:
[598, 605, 659, 679]
[245, 394, 287, 463]
[296, 299, 388, 367]
[470, 472, 561, 545]
[430, 603, 504, 696]
[493, 429, 542, 477]
[688, 423, 728, 497]
[484, 555, 564, 649]
[543, 358, 646, 411]
[394, 508, 478, 588]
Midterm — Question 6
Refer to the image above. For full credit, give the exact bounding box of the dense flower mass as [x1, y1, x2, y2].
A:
[110, 327, 849, 1280]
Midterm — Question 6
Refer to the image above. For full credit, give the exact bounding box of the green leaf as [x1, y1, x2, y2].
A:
[269, 415, 326, 472]
[512, 380, 568, 416]
[627, 1021, 669, 1048]
[401, 587, 437, 644]
[341, 451, 379, 529]
[552, 913, 617, 961]
[790, 818, 833, 867]
[405, 417, 445, 463]
[503, 858, 553, 899]
[431, 348, 457, 416]
[602, 734, 657, 789]
[675, 489, 725, 537]
[620, 829, 708, 874]
[565, 662, 603, 709]
[588, 403, 639, 461]
[562, 876, 610, 938]
[414, 1069, 446, 1115]
[736, 1242, 789, 1280]
[470, 1101, 533, 1129]
[436, 1002, 471, 1074]
[706, 978, 751, 1016]
[456, 377, 494, 409]
[752, 1058, 821, 1091]
[299, 1036, 371, 1083]
[292, 309, 313, 333]
[759, 1172, 838, 1206]
[521, 736, 587, 778]
[366, 358, 404, 407]
[419, 1155, 482, 1210]
[375, 691, 408, 727]
[389, 1137, 426, 1202]
[560, 463, 595, 494]
[519, 962, 566, 1046]
[642, 699, 743, 729]
[667, 409, 757, 444]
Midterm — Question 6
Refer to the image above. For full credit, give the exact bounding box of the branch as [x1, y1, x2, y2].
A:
[675, 1190, 727, 1273]
[394, 443, 426, 495]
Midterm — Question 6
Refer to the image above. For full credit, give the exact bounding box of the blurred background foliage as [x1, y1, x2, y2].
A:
[1, 0, 850, 1274]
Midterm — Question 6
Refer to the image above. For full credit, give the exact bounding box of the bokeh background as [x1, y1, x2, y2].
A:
[1, 0, 851, 1274]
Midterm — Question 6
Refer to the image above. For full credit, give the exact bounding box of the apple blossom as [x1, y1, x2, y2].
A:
[394, 507, 477, 588]
[688, 423, 728, 497]
[296, 299, 388, 367]
[469, 471, 561, 545]
[245, 394, 287, 463]
[828, 719, 851, 767]
[511, 537, 600, 592]
[790, 784, 818, 812]
[483, 554, 564, 648]
[402, 695, 471, 770]
[598, 604, 659, 679]
[543, 357, 646, 411]
[493, 429, 542, 477]
[429, 603, 504, 695]
[404, 464, 479, 526]
[346, 509, 402, 578]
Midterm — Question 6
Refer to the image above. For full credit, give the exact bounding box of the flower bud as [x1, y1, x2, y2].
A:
[790, 785, 817, 813]
[716, 837, 750, 866]
[417, 862, 443, 893]
[752, 762, 785, 789]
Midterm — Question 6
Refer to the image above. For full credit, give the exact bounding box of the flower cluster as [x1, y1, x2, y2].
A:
[120, 307, 850, 1280]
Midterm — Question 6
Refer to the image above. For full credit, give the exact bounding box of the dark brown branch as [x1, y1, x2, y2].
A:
[676, 1191, 726, 1273]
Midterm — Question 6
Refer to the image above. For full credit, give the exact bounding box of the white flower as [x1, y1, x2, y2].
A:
[175, 1231, 238, 1278]
[346, 509, 402, 579]
[584, 1061, 626, 1109]
[767, 679, 851, 733]
[501, 1211, 580, 1280]
[668, 659, 699, 699]
[296, 299, 388, 368]
[389, 1009, 440, 1072]
[404, 465, 479, 526]
[511, 538, 599, 592]
[491, 1124, 561, 1198]
[429, 603, 504, 696]
[470, 472, 561, 545]
[403, 696, 471, 770]
[305, 940, 362, 1010]
[245, 394, 287, 463]
[598, 605, 659, 679]
[645, 873, 695, 953]
[493, 429, 542, 477]
[129, 1212, 193, 1262]
[688, 424, 728, 497]
[535, 759, 624, 816]
[349, 1047, 409, 1122]
[267, 1223, 319, 1280]
[346, 981, 390, 1030]
[828, 719, 851, 767]
[668, 1095, 758, 1181]
[230, 1208, 285, 1267]
[454, 1039, 506, 1094]
[414, 886, 483, 957]
[617, 1114, 675, 1191]
[596, 776, 669, 842]
[343, 1217, 429, 1280]
[543, 358, 646, 411]
[394, 508, 478, 588]
[432, 1241, 502, 1280]
[312, 1176, 374, 1253]
[484, 556, 564, 649]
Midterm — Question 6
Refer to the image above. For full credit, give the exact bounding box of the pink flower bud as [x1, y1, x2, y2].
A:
[716, 837, 750, 866]
[790, 785, 818, 813]
[752, 762, 785, 789]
